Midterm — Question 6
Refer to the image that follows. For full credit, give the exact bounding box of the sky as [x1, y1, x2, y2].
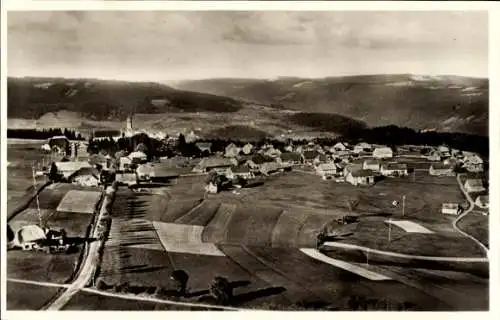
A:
[7, 11, 488, 81]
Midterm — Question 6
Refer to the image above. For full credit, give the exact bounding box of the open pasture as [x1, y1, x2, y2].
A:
[153, 222, 225, 256]
[56, 190, 102, 214]
[333, 218, 484, 257]
[7, 281, 61, 310]
[456, 212, 489, 248]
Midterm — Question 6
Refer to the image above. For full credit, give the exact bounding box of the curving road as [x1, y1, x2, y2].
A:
[453, 174, 489, 258]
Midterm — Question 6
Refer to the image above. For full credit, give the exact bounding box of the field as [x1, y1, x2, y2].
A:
[457, 212, 489, 248]
[56, 190, 102, 214]
[6, 281, 61, 310]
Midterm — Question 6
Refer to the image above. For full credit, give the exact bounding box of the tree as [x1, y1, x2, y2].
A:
[49, 162, 63, 182]
[209, 276, 233, 305]
[135, 142, 149, 154]
[170, 270, 189, 296]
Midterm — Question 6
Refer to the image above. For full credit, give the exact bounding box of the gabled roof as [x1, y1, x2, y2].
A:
[430, 163, 453, 170]
[381, 163, 407, 170]
[302, 150, 320, 160]
[280, 152, 302, 162]
[250, 153, 274, 165]
[69, 167, 100, 180]
[195, 142, 212, 150]
[350, 169, 377, 177]
[55, 161, 92, 172]
[373, 147, 393, 153]
[465, 179, 484, 187]
[442, 203, 459, 209]
[363, 159, 380, 165]
[231, 165, 252, 173]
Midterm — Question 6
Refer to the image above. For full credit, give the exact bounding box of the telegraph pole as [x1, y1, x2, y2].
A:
[402, 195, 406, 217]
[31, 162, 42, 226]
[388, 219, 392, 243]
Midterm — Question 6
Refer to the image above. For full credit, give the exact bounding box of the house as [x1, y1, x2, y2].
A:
[284, 145, 294, 152]
[380, 163, 408, 177]
[429, 163, 454, 176]
[260, 162, 286, 176]
[427, 151, 441, 162]
[246, 154, 275, 170]
[333, 142, 349, 151]
[68, 167, 100, 187]
[48, 136, 70, 155]
[346, 169, 377, 186]
[278, 152, 302, 166]
[301, 150, 320, 165]
[231, 165, 255, 180]
[437, 145, 451, 157]
[195, 142, 212, 154]
[343, 163, 363, 177]
[314, 153, 329, 165]
[54, 161, 93, 179]
[115, 172, 137, 186]
[464, 179, 485, 193]
[475, 195, 489, 209]
[354, 142, 372, 154]
[464, 154, 484, 172]
[242, 143, 254, 155]
[315, 163, 337, 180]
[128, 151, 148, 162]
[119, 156, 133, 172]
[205, 182, 219, 194]
[264, 147, 282, 159]
[40, 144, 52, 153]
[362, 160, 380, 171]
[442, 203, 460, 215]
[194, 157, 235, 174]
[373, 147, 393, 159]
[225, 143, 241, 158]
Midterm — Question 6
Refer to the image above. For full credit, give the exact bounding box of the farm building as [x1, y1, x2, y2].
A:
[194, 157, 235, 173]
[354, 142, 372, 153]
[363, 159, 380, 171]
[373, 147, 393, 159]
[225, 143, 241, 158]
[48, 136, 70, 155]
[195, 142, 212, 154]
[442, 203, 460, 215]
[40, 144, 52, 153]
[437, 145, 451, 157]
[231, 165, 255, 180]
[128, 151, 148, 162]
[464, 179, 486, 193]
[332, 142, 349, 151]
[301, 150, 320, 165]
[119, 156, 133, 172]
[380, 163, 408, 177]
[137, 164, 180, 182]
[246, 154, 275, 169]
[429, 163, 454, 176]
[264, 147, 282, 159]
[260, 162, 285, 176]
[463, 154, 484, 172]
[68, 167, 101, 187]
[343, 163, 363, 177]
[205, 182, 218, 194]
[427, 151, 441, 162]
[278, 152, 302, 166]
[115, 172, 137, 186]
[475, 195, 489, 209]
[346, 169, 377, 186]
[12, 225, 47, 250]
[315, 163, 337, 180]
[242, 143, 254, 155]
[55, 161, 93, 179]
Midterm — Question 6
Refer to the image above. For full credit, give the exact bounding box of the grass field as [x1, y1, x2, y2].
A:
[7, 282, 61, 310]
[457, 212, 489, 248]
[56, 190, 102, 214]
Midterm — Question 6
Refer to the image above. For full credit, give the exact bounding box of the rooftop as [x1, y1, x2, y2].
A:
[350, 169, 377, 177]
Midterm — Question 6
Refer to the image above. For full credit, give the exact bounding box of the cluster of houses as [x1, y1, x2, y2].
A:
[8, 224, 74, 253]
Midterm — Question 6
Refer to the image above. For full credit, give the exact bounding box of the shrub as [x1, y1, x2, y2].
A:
[170, 270, 189, 296]
[209, 276, 233, 305]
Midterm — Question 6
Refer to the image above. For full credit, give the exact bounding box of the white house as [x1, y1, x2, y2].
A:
[427, 151, 441, 162]
[195, 142, 212, 154]
[333, 142, 349, 151]
[442, 203, 460, 215]
[475, 195, 489, 209]
[373, 147, 393, 159]
[129, 151, 148, 162]
[362, 159, 380, 171]
[225, 143, 241, 158]
[68, 167, 100, 187]
[242, 143, 254, 155]
[437, 145, 451, 157]
[278, 152, 302, 166]
[54, 161, 93, 179]
[119, 156, 133, 172]
[429, 163, 454, 176]
[346, 169, 377, 186]
[380, 163, 408, 177]
[194, 157, 235, 173]
[353, 142, 372, 153]
[464, 154, 484, 172]
[205, 182, 218, 194]
[464, 179, 486, 193]
[40, 144, 52, 153]
[315, 163, 337, 180]
[231, 165, 254, 180]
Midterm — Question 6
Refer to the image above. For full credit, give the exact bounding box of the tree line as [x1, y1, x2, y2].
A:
[7, 128, 85, 141]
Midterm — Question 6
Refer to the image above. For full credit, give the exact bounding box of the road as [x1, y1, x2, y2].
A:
[44, 188, 114, 310]
[453, 174, 489, 257]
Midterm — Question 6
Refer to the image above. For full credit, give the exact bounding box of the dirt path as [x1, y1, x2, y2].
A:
[453, 174, 489, 257]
